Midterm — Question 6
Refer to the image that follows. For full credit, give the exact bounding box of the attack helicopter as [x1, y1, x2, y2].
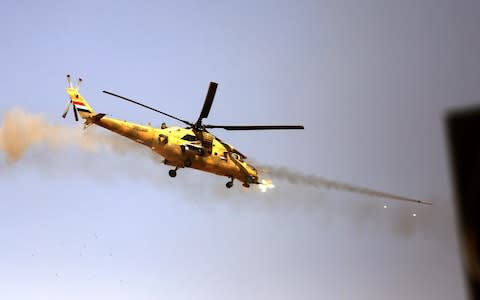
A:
[62, 75, 303, 188]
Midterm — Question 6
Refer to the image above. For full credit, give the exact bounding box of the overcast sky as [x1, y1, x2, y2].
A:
[1, 1, 479, 299]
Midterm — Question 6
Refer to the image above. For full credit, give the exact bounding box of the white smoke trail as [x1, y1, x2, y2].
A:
[259, 165, 432, 206]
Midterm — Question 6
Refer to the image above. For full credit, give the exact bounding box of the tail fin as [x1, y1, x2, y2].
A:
[65, 75, 95, 119]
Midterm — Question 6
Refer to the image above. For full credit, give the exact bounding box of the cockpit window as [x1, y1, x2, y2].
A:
[181, 134, 199, 141]
[231, 152, 244, 162]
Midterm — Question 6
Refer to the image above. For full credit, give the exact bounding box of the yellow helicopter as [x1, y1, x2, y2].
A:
[62, 75, 304, 189]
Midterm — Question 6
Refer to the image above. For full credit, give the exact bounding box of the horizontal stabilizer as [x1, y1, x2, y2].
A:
[84, 113, 106, 126]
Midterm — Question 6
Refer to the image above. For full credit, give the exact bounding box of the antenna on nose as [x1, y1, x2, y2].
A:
[77, 78, 82, 90]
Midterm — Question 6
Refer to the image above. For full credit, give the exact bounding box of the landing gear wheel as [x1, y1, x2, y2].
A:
[226, 181, 233, 189]
[242, 183, 250, 188]
[168, 169, 177, 178]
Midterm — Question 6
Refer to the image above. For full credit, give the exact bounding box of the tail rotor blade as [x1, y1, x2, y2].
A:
[66, 74, 72, 88]
[73, 103, 79, 121]
[62, 100, 72, 119]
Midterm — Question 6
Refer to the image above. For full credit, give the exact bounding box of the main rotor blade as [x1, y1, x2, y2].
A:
[62, 100, 72, 118]
[196, 82, 218, 125]
[103, 91, 193, 127]
[204, 125, 305, 130]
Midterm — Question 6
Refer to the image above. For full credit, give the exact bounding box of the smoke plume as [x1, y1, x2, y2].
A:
[0, 108, 144, 163]
[0, 108, 75, 162]
[259, 165, 432, 206]
[0, 108, 431, 207]
[0, 108, 440, 238]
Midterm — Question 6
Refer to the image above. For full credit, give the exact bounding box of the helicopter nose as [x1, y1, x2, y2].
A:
[246, 175, 256, 184]
[245, 163, 259, 183]
[246, 172, 259, 184]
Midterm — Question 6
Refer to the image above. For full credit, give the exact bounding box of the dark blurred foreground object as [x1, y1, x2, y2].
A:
[448, 106, 480, 300]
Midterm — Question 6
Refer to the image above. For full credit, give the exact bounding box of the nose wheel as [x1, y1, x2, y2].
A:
[168, 168, 178, 178]
[226, 178, 234, 188]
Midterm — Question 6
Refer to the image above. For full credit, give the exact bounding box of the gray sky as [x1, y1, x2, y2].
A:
[1, 0, 478, 299]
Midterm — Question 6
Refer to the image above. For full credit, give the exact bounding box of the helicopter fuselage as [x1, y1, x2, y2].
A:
[93, 116, 259, 186]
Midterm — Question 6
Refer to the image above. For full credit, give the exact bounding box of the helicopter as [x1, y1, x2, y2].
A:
[62, 75, 304, 189]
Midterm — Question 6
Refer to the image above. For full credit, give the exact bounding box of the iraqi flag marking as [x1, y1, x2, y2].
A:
[73, 102, 91, 113]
